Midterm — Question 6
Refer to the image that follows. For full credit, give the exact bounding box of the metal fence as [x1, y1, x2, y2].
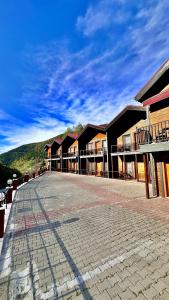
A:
[136, 120, 169, 145]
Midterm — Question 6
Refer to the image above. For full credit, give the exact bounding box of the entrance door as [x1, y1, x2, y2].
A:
[96, 162, 102, 176]
[164, 162, 169, 197]
[126, 162, 133, 178]
[137, 162, 145, 181]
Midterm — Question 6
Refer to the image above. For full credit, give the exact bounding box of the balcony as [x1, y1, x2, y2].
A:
[80, 147, 107, 157]
[111, 143, 138, 154]
[51, 154, 61, 159]
[137, 120, 169, 145]
[62, 152, 78, 158]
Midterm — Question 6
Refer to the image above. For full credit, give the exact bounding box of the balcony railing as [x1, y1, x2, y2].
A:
[51, 154, 61, 159]
[62, 152, 78, 158]
[111, 143, 137, 153]
[136, 120, 169, 145]
[80, 147, 107, 156]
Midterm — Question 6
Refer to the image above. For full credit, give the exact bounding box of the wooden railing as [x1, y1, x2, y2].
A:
[136, 120, 169, 145]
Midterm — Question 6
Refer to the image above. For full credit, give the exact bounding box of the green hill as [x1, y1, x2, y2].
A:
[0, 123, 84, 174]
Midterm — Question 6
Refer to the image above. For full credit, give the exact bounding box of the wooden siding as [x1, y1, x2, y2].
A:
[150, 106, 169, 124]
[47, 148, 51, 157]
[155, 153, 169, 197]
[68, 140, 78, 152]
[87, 133, 106, 149]
[117, 118, 146, 145]
[57, 146, 62, 155]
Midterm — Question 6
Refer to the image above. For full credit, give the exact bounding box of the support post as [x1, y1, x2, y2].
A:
[143, 153, 150, 199]
[12, 179, 18, 191]
[6, 187, 13, 203]
[149, 153, 156, 196]
[0, 208, 5, 238]
[135, 154, 138, 181]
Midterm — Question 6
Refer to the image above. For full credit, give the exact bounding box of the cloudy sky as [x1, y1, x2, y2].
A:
[0, 0, 169, 153]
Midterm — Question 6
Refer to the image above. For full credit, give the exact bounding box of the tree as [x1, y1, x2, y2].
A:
[73, 123, 84, 133]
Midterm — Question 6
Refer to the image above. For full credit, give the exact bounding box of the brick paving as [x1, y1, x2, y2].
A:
[1, 172, 169, 299]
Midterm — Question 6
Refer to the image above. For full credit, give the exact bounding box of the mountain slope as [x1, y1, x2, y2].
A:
[0, 123, 84, 174]
[0, 139, 53, 173]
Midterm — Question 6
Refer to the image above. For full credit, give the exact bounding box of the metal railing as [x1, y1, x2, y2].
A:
[51, 154, 61, 159]
[80, 147, 107, 156]
[62, 152, 78, 158]
[111, 143, 137, 153]
[136, 120, 169, 145]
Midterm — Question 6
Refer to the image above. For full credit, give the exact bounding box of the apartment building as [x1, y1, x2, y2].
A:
[61, 133, 78, 173]
[44, 59, 169, 198]
[78, 124, 108, 176]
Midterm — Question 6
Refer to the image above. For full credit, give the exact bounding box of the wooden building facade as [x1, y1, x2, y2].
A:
[106, 106, 147, 180]
[50, 138, 63, 171]
[78, 124, 108, 176]
[61, 133, 78, 173]
[44, 144, 51, 170]
[135, 59, 169, 198]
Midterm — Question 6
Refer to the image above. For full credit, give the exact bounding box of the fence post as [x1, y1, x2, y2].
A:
[12, 179, 18, 191]
[0, 207, 5, 238]
[24, 172, 29, 182]
[6, 187, 13, 204]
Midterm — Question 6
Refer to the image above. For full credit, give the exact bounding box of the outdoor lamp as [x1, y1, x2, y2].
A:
[13, 174, 17, 179]
[7, 179, 12, 186]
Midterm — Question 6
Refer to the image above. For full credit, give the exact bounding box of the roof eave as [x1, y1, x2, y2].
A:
[135, 59, 169, 102]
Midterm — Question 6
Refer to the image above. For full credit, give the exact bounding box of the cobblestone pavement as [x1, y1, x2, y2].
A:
[1, 172, 169, 300]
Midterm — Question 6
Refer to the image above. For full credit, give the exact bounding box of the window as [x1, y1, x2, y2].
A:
[123, 135, 131, 151]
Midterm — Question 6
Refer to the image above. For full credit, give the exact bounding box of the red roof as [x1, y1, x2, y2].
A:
[44, 144, 51, 149]
[143, 89, 169, 107]
[54, 137, 63, 144]
[67, 133, 79, 139]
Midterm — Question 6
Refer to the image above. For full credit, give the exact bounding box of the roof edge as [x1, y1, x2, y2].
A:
[135, 59, 169, 102]
[106, 105, 146, 130]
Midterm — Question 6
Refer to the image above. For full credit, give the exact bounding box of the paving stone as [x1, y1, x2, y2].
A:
[1, 173, 169, 299]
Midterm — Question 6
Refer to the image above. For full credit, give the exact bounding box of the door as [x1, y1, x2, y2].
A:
[164, 162, 169, 197]
[126, 162, 133, 178]
[96, 162, 102, 176]
[95, 141, 100, 154]
[138, 162, 145, 181]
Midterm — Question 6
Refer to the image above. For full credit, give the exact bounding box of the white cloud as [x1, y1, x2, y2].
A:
[1, 0, 169, 154]
[0, 114, 70, 153]
[76, 0, 132, 36]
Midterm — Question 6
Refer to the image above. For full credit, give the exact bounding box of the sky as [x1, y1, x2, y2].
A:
[0, 0, 169, 153]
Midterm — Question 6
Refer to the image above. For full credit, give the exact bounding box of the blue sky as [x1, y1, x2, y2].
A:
[0, 0, 169, 153]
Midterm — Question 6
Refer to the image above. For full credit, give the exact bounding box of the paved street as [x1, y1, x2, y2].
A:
[1, 172, 169, 299]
